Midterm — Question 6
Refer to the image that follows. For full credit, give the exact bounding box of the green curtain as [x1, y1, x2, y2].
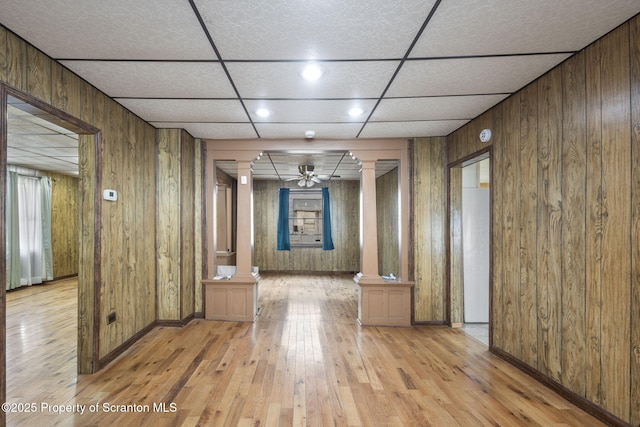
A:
[277, 188, 290, 250]
[321, 187, 334, 250]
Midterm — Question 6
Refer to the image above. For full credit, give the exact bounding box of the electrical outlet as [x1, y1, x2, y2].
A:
[107, 312, 116, 324]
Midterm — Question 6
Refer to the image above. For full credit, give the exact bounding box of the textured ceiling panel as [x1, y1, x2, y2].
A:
[227, 61, 400, 99]
[387, 54, 571, 97]
[117, 99, 248, 123]
[60, 61, 237, 98]
[244, 99, 376, 123]
[359, 120, 470, 138]
[412, 0, 640, 57]
[255, 123, 363, 140]
[2, 1, 639, 177]
[371, 95, 510, 121]
[149, 122, 258, 140]
[0, 0, 214, 59]
[194, 0, 437, 60]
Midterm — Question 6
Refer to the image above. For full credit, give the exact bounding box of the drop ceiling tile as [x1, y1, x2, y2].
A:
[8, 134, 79, 149]
[0, 0, 214, 59]
[388, 54, 571, 97]
[149, 122, 258, 140]
[244, 99, 376, 123]
[195, 0, 437, 60]
[7, 124, 58, 135]
[12, 147, 79, 157]
[412, 0, 640, 57]
[372, 95, 509, 121]
[116, 99, 248, 123]
[359, 121, 470, 138]
[255, 123, 363, 140]
[60, 61, 236, 98]
[227, 61, 400, 99]
[8, 155, 77, 170]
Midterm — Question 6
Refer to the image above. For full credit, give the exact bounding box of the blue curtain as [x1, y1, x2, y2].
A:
[322, 187, 335, 250]
[277, 188, 290, 250]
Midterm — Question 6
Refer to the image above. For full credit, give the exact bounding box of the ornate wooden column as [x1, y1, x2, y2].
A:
[354, 156, 413, 327]
[234, 160, 255, 279]
[203, 152, 260, 322]
[357, 159, 380, 282]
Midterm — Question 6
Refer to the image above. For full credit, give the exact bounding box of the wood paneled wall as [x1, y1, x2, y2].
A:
[50, 171, 78, 278]
[0, 26, 160, 370]
[376, 167, 399, 277]
[446, 17, 640, 425]
[253, 179, 359, 272]
[411, 137, 447, 323]
[194, 142, 204, 315]
[156, 129, 198, 322]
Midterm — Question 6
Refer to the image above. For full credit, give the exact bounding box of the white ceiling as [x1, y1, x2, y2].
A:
[1, 0, 639, 177]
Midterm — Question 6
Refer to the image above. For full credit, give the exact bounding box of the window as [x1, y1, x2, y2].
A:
[289, 190, 323, 247]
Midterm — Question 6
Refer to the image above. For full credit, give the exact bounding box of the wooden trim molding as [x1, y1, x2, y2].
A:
[491, 347, 630, 427]
[1, 84, 102, 376]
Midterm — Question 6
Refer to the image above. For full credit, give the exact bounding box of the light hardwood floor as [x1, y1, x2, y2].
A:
[6, 273, 606, 426]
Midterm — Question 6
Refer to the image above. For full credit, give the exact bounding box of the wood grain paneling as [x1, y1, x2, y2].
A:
[560, 52, 587, 396]
[630, 14, 640, 427]
[194, 140, 204, 314]
[585, 36, 605, 409]
[157, 128, 182, 321]
[502, 94, 520, 356]
[49, 171, 79, 278]
[412, 137, 446, 322]
[5, 34, 26, 91]
[0, 27, 7, 83]
[156, 129, 198, 322]
[253, 180, 359, 272]
[536, 66, 563, 382]
[26, 45, 51, 104]
[180, 130, 195, 319]
[599, 24, 631, 418]
[518, 83, 539, 369]
[376, 167, 399, 277]
[1, 27, 162, 373]
[77, 130, 96, 375]
[448, 167, 462, 325]
[445, 15, 640, 424]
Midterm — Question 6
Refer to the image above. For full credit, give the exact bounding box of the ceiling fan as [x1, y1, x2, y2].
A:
[286, 165, 332, 187]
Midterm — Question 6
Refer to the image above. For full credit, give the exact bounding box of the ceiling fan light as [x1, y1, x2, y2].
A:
[306, 180, 314, 187]
[298, 179, 306, 187]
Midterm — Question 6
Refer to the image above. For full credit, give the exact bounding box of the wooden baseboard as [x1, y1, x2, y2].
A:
[412, 320, 447, 325]
[490, 346, 630, 427]
[97, 322, 155, 370]
[97, 315, 197, 371]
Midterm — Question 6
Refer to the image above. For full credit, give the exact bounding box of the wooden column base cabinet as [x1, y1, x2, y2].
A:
[203, 276, 259, 322]
[355, 277, 413, 327]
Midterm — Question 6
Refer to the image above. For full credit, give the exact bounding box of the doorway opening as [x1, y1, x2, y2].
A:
[1, 85, 102, 416]
[460, 154, 490, 345]
[448, 149, 491, 347]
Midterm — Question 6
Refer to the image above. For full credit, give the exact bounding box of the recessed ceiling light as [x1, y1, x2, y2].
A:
[301, 63, 323, 81]
[348, 107, 364, 117]
[256, 108, 270, 118]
